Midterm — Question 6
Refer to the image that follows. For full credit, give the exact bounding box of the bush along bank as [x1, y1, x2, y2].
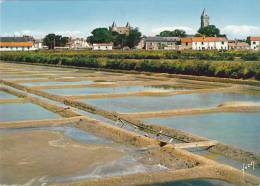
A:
[1, 52, 260, 80]
[2, 50, 260, 61]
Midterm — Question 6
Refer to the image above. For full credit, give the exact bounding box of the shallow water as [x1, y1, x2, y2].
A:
[0, 91, 16, 98]
[0, 103, 61, 122]
[190, 149, 260, 177]
[84, 92, 260, 113]
[44, 85, 185, 95]
[145, 113, 260, 154]
[149, 179, 235, 186]
[21, 80, 94, 86]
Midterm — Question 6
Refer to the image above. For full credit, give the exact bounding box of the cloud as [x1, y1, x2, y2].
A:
[144, 26, 195, 36]
[222, 25, 260, 39]
[0, 0, 5, 4]
[2, 30, 85, 39]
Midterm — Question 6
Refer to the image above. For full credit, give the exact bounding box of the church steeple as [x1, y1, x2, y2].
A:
[201, 8, 210, 28]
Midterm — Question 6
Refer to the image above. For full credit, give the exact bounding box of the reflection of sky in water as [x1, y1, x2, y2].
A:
[21, 80, 94, 86]
[84, 92, 260, 113]
[44, 85, 186, 95]
[0, 91, 16, 98]
[145, 113, 260, 154]
[0, 103, 61, 122]
[192, 149, 260, 177]
[149, 179, 234, 186]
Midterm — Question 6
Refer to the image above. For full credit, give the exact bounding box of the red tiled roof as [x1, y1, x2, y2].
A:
[180, 38, 192, 43]
[192, 37, 227, 42]
[248, 37, 260, 41]
[181, 37, 227, 43]
[0, 42, 33, 47]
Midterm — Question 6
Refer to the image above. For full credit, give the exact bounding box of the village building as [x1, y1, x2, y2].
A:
[68, 38, 90, 50]
[247, 37, 260, 50]
[109, 21, 132, 35]
[228, 40, 250, 50]
[92, 43, 113, 50]
[0, 36, 38, 51]
[33, 39, 43, 50]
[181, 37, 228, 50]
[145, 37, 180, 50]
[180, 37, 193, 50]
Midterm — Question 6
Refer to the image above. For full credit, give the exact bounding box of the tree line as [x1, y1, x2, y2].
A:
[158, 25, 226, 38]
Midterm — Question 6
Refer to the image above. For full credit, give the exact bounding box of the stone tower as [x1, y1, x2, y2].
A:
[201, 8, 209, 28]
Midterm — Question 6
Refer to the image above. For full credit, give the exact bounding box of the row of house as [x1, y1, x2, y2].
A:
[142, 36, 260, 51]
[1, 35, 259, 51]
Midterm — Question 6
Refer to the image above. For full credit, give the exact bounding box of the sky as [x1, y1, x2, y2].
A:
[0, 0, 260, 39]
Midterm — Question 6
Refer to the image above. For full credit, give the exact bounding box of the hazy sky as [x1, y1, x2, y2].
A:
[1, 0, 260, 39]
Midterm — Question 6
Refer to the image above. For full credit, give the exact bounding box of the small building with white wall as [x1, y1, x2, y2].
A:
[0, 36, 38, 51]
[191, 37, 228, 50]
[92, 43, 113, 50]
[247, 37, 260, 50]
[68, 38, 90, 50]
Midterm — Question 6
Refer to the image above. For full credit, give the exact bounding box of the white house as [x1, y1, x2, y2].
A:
[33, 39, 43, 50]
[69, 38, 90, 50]
[0, 36, 38, 51]
[191, 37, 228, 50]
[247, 37, 260, 50]
[92, 43, 113, 50]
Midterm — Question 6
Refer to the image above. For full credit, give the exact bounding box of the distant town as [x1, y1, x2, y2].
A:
[0, 9, 259, 51]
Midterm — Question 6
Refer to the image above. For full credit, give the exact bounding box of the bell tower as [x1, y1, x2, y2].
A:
[201, 8, 210, 28]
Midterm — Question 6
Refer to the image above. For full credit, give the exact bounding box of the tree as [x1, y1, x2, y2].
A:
[197, 25, 221, 37]
[43, 34, 69, 49]
[87, 28, 113, 43]
[172, 29, 187, 37]
[194, 33, 204, 37]
[126, 28, 142, 48]
[112, 31, 128, 48]
[159, 30, 173, 37]
[159, 29, 187, 37]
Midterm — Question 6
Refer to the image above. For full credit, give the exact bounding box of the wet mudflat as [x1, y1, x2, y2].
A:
[83, 92, 260, 113]
[0, 126, 168, 185]
[145, 113, 260, 154]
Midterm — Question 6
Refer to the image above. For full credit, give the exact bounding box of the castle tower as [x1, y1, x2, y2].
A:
[110, 21, 117, 32]
[126, 22, 130, 28]
[201, 8, 209, 28]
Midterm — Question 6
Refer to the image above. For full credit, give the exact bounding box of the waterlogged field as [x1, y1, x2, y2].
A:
[0, 90, 17, 98]
[0, 103, 61, 122]
[84, 92, 260, 113]
[145, 113, 260, 154]
[1, 61, 260, 185]
[44, 85, 188, 96]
